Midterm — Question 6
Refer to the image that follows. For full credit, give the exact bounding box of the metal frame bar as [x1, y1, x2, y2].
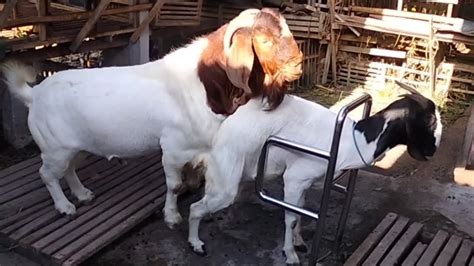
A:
[255, 93, 372, 265]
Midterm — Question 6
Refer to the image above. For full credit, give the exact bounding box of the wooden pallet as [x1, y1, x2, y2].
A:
[0, 153, 166, 266]
[345, 212, 473, 266]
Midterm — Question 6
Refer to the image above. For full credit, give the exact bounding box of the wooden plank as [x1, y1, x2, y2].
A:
[0, 0, 19, 31]
[344, 213, 399, 266]
[69, 0, 112, 52]
[51, 181, 167, 263]
[381, 222, 424, 266]
[0, 162, 42, 190]
[0, 157, 101, 205]
[339, 45, 407, 59]
[363, 216, 410, 266]
[9, 161, 159, 241]
[452, 240, 473, 266]
[29, 162, 161, 250]
[402, 242, 427, 266]
[434, 235, 462, 266]
[0, 156, 41, 180]
[37, 0, 48, 41]
[130, 0, 165, 43]
[41, 170, 162, 256]
[417, 230, 449, 266]
[61, 191, 166, 266]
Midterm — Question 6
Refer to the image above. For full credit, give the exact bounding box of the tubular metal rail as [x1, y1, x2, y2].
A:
[255, 93, 373, 265]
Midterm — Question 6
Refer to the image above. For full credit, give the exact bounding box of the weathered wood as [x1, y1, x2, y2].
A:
[329, 0, 337, 83]
[321, 44, 331, 84]
[51, 182, 166, 263]
[344, 213, 398, 266]
[363, 216, 410, 266]
[339, 45, 407, 59]
[381, 222, 423, 266]
[130, 0, 165, 43]
[402, 242, 427, 266]
[31, 163, 161, 250]
[61, 192, 165, 266]
[0, 0, 19, 31]
[452, 240, 473, 266]
[0, 157, 41, 180]
[69, 0, 112, 51]
[434, 235, 462, 266]
[417, 230, 449, 266]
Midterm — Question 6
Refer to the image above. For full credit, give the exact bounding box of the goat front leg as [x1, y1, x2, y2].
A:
[293, 194, 307, 253]
[162, 154, 184, 229]
[188, 188, 239, 255]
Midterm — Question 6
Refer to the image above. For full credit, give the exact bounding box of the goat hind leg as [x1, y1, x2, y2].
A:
[65, 152, 94, 203]
[40, 152, 77, 216]
[293, 193, 307, 253]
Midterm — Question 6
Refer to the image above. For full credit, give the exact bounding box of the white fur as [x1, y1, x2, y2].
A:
[2, 38, 225, 226]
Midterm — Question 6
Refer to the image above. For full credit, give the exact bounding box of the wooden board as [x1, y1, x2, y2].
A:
[345, 213, 473, 266]
[0, 153, 166, 266]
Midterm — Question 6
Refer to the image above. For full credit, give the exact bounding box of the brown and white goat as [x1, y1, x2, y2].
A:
[0, 8, 303, 229]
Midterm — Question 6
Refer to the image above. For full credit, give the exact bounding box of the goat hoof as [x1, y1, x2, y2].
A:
[294, 244, 308, 253]
[189, 243, 207, 257]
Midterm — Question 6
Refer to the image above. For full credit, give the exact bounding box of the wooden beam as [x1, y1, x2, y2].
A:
[69, 0, 112, 52]
[329, 0, 337, 83]
[0, 0, 19, 31]
[339, 45, 407, 58]
[3, 4, 152, 28]
[130, 0, 166, 43]
[37, 0, 48, 41]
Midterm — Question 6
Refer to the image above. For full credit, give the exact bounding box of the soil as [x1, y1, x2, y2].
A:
[0, 88, 473, 266]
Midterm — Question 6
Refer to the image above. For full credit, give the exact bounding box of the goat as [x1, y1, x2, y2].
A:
[0, 8, 303, 228]
[187, 82, 442, 264]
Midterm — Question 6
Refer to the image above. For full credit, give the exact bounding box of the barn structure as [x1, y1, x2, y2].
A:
[0, 0, 473, 265]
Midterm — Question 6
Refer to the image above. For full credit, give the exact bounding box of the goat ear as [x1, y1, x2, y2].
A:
[225, 28, 254, 95]
[405, 120, 428, 161]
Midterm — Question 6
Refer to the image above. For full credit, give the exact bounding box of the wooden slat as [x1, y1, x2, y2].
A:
[0, 156, 41, 180]
[381, 222, 424, 266]
[30, 162, 161, 250]
[130, 0, 165, 43]
[402, 243, 427, 266]
[51, 181, 166, 263]
[69, 0, 112, 52]
[61, 191, 166, 266]
[344, 213, 398, 266]
[417, 230, 449, 266]
[452, 240, 473, 266]
[434, 235, 463, 266]
[10, 161, 160, 241]
[19, 160, 158, 246]
[363, 216, 410, 266]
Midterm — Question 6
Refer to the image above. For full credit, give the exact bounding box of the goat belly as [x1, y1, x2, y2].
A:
[28, 74, 180, 158]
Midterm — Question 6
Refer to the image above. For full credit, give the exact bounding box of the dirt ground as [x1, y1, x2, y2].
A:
[1, 89, 473, 266]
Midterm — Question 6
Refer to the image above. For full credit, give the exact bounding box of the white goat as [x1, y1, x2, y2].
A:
[0, 8, 303, 229]
[187, 83, 442, 264]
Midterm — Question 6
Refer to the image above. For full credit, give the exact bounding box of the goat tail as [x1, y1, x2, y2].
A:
[0, 60, 37, 108]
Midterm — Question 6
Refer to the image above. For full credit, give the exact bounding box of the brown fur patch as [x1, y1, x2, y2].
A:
[181, 161, 206, 192]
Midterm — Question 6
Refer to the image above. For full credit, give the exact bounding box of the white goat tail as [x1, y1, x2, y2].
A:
[1, 60, 37, 108]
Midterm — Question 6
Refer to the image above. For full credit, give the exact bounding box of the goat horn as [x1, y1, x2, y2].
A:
[395, 80, 423, 96]
[223, 9, 260, 58]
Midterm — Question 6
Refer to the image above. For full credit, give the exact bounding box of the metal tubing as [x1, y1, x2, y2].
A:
[255, 93, 372, 266]
[331, 183, 348, 194]
[308, 94, 372, 265]
[333, 169, 358, 253]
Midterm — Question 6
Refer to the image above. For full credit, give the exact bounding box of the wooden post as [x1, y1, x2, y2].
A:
[130, 0, 165, 43]
[322, 44, 331, 84]
[397, 0, 403, 11]
[329, 0, 337, 84]
[429, 16, 436, 97]
[69, 0, 112, 52]
[447, 4, 453, 17]
[37, 0, 48, 41]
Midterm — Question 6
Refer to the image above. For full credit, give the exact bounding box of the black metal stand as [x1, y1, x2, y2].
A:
[255, 94, 372, 265]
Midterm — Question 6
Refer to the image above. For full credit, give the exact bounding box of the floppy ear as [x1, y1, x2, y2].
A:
[405, 119, 428, 161]
[225, 28, 254, 95]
